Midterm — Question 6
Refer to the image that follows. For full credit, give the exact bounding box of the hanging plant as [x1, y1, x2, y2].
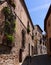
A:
[3, 34, 14, 46]
[4, 20, 10, 34]
[5, 20, 10, 26]
[6, 34, 14, 43]
[27, 26, 30, 34]
[11, 21, 16, 32]
[2, 7, 11, 16]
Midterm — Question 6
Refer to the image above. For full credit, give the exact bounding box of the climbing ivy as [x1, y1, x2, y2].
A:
[2, 6, 16, 46]
[27, 26, 30, 34]
[7, 0, 16, 9]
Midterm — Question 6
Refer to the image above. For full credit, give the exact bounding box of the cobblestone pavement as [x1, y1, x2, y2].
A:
[22, 54, 51, 65]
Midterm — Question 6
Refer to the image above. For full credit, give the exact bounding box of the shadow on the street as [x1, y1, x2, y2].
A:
[0, 44, 12, 54]
[22, 56, 32, 65]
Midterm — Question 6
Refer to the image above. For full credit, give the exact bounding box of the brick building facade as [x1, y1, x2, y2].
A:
[0, 0, 34, 65]
[34, 25, 43, 55]
[34, 25, 47, 55]
[44, 5, 51, 55]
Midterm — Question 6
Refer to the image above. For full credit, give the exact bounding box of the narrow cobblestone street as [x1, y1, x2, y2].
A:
[0, 0, 51, 65]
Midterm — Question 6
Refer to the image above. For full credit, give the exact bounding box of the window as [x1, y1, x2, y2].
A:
[35, 32, 37, 36]
[19, 49, 22, 62]
[27, 21, 29, 26]
[32, 30, 34, 40]
[22, 29, 26, 48]
[28, 44, 30, 56]
[27, 21, 30, 34]
[40, 38, 42, 44]
[49, 38, 51, 51]
[48, 20, 50, 27]
[31, 46, 34, 55]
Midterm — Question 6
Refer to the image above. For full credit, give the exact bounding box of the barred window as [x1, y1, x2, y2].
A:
[22, 29, 26, 48]
[48, 20, 50, 27]
[19, 49, 22, 62]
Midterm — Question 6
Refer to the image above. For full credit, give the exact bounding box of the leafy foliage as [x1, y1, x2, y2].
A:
[27, 26, 30, 34]
[8, 0, 16, 9]
[2, 7, 11, 16]
[2, 6, 16, 46]
[6, 34, 14, 43]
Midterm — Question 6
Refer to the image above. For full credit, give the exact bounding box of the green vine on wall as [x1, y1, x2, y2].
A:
[7, 0, 16, 9]
[27, 26, 30, 34]
[2, 6, 16, 46]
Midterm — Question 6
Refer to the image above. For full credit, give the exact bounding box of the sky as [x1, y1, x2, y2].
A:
[25, 0, 51, 34]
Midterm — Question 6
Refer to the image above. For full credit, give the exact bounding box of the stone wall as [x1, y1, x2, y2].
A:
[46, 13, 51, 55]
[14, 0, 34, 63]
[0, 0, 34, 65]
[34, 25, 47, 55]
[0, 54, 19, 65]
